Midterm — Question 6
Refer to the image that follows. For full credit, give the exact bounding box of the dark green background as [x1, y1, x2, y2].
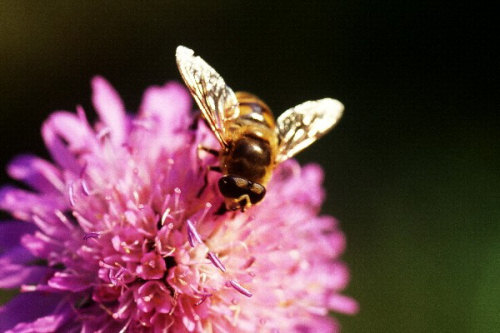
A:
[0, 1, 498, 332]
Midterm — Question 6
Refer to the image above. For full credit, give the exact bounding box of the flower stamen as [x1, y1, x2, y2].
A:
[81, 179, 91, 196]
[55, 210, 76, 230]
[161, 207, 171, 226]
[229, 280, 253, 298]
[186, 219, 203, 247]
[198, 202, 212, 224]
[83, 232, 100, 241]
[207, 251, 226, 272]
[68, 182, 76, 207]
[173, 187, 181, 212]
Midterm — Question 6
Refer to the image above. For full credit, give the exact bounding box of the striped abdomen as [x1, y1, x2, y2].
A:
[220, 92, 279, 185]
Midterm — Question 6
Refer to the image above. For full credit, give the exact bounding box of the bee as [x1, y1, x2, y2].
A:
[176, 46, 343, 212]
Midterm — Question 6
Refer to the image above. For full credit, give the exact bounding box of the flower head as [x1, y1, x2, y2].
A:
[0, 76, 357, 332]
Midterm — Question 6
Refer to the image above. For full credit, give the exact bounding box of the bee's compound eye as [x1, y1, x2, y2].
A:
[218, 176, 266, 204]
[218, 176, 247, 199]
[247, 182, 265, 204]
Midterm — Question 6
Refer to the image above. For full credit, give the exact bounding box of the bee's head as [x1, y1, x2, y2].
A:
[218, 176, 266, 211]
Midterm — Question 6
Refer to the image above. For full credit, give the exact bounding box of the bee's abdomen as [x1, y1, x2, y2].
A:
[235, 92, 275, 130]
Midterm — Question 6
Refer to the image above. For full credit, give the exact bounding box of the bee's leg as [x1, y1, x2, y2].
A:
[197, 165, 222, 198]
[237, 195, 251, 213]
[189, 111, 201, 131]
[215, 203, 228, 215]
[196, 144, 219, 197]
[209, 166, 222, 173]
[197, 145, 219, 157]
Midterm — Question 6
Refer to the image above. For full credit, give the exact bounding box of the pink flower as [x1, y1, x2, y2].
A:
[0, 76, 357, 332]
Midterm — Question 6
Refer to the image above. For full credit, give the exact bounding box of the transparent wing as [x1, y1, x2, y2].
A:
[176, 45, 239, 147]
[276, 98, 344, 162]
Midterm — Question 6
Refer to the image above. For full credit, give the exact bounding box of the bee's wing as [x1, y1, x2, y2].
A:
[176, 46, 239, 147]
[275, 98, 344, 163]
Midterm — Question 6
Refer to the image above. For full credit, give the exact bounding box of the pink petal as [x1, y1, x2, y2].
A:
[30, 214, 69, 238]
[0, 239, 50, 288]
[327, 294, 359, 315]
[326, 232, 346, 258]
[295, 316, 339, 333]
[0, 221, 37, 250]
[7, 155, 64, 194]
[41, 114, 82, 173]
[321, 263, 350, 290]
[44, 111, 95, 153]
[136, 281, 173, 314]
[0, 187, 64, 221]
[0, 245, 33, 264]
[0, 263, 50, 288]
[138, 82, 191, 142]
[48, 271, 90, 292]
[8, 311, 70, 333]
[91, 76, 127, 145]
[0, 292, 65, 332]
[136, 252, 166, 280]
[21, 233, 63, 259]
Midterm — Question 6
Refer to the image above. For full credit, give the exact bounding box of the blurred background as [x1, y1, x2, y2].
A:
[0, 1, 497, 332]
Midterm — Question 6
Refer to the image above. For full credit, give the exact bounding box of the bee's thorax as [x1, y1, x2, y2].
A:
[222, 136, 272, 183]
